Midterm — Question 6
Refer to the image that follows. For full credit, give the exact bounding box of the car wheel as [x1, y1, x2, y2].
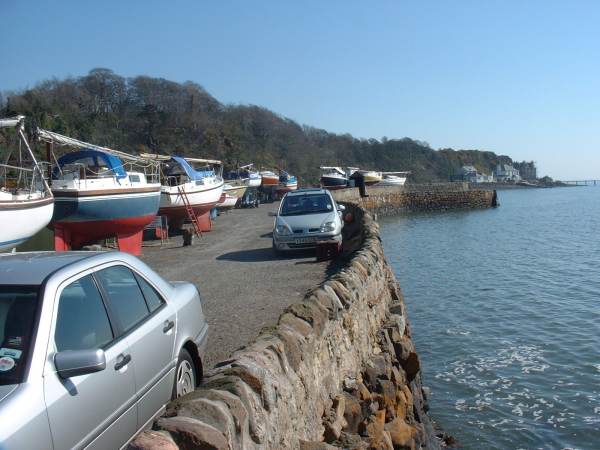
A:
[172, 348, 196, 399]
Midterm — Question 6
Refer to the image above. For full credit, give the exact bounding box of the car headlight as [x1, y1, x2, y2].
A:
[276, 224, 292, 235]
[320, 221, 336, 233]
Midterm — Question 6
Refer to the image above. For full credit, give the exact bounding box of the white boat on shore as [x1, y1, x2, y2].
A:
[217, 186, 239, 210]
[320, 166, 349, 190]
[246, 171, 262, 187]
[37, 129, 162, 255]
[141, 154, 224, 229]
[224, 183, 247, 200]
[378, 171, 410, 186]
[224, 163, 261, 188]
[0, 116, 54, 251]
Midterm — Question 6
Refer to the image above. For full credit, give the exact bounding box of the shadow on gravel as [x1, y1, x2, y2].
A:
[260, 232, 273, 238]
[216, 247, 276, 262]
[216, 247, 315, 262]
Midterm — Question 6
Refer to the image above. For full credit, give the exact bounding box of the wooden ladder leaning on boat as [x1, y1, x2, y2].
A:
[177, 186, 202, 238]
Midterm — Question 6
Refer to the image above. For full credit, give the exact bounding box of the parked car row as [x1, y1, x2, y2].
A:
[0, 251, 208, 449]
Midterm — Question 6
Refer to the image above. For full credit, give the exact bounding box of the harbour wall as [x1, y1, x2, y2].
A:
[333, 183, 497, 216]
[130, 204, 440, 449]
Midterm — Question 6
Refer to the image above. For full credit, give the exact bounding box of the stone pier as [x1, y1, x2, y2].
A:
[333, 182, 497, 217]
[130, 204, 441, 450]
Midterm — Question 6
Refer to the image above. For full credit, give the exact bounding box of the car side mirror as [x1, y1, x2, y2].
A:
[55, 349, 106, 379]
[338, 204, 346, 212]
[268, 211, 277, 217]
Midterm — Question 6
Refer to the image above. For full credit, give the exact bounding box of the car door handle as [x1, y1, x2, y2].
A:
[163, 320, 175, 333]
[114, 353, 131, 371]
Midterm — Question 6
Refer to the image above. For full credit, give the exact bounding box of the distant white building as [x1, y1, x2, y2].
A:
[494, 164, 521, 182]
[461, 165, 495, 183]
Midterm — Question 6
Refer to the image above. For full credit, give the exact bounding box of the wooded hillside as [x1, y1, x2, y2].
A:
[1, 69, 514, 184]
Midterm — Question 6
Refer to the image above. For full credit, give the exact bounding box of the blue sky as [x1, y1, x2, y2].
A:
[1, 0, 598, 179]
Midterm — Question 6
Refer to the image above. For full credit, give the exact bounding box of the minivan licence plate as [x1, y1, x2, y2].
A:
[295, 237, 315, 244]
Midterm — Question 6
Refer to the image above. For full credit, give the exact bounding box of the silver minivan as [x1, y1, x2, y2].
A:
[271, 188, 345, 253]
[0, 251, 208, 449]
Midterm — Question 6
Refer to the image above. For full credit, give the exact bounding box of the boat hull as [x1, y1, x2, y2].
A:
[276, 182, 298, 193]
[320, 176, 348, 190]
[158, 182, 224, 221]
[378, 177, 407, 187]
[52, 188, 160, 224]
[217, 194, 238, 210]
[364, 176, 382, 186]
[53, 215, 157, 238]
[246, 177, 262, 188]
[261, 175, 279, 186]
[0, 198, 54, 250]
[224, 184, 248, 199]
[51, 188, 160, 253]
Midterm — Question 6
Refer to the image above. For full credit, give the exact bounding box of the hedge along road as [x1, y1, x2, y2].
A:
[141, 202, 329, 370]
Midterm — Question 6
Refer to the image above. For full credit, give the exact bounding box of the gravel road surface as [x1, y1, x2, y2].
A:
[141, 202, 328, 369]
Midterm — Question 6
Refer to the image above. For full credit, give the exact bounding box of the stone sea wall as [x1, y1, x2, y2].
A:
[333, 184, 497, 217]
[130, 205, 441, 450]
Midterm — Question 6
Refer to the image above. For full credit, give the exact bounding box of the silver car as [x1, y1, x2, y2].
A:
[271, 188, 345, 253]
[0, 251, 208, 449]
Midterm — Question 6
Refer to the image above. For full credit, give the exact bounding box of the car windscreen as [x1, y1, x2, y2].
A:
[280, 194, 334, 216]
[0, 286, 40, 386]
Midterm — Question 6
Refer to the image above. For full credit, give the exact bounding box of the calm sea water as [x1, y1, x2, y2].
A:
[380, 187, 600, 450]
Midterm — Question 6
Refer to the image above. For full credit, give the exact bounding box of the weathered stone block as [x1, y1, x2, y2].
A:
[363, 354, 392, 390]
[278, 312, 313, 337]
[342, 392, 363, 434]
[285, 299, 329, 336]
[361, 414, 393, 450]
[376, 380, 397, 413]
[128, 430, 178, 450]
[324, 395, 347, 442]
[299, 441, 338, 450]
[275, 326, 303, 371]
[337, 432, 370, 449]
[167, 397, 236, 444]
[326, 280, 353, 307]
[384, 418, 417, 450]
[400, 353, 420, 383]
[312, 288, 343, 319]
[155, 416, 229, 450]
[200, 375, 266, 445]
[201, 390, 248, 434]
[392, 336, 415, 363]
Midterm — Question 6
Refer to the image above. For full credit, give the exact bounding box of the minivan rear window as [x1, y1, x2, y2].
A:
[0, 286, 39, 386]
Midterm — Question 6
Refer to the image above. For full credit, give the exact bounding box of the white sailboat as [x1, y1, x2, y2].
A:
[217, 184, 239, 210]
[240, 164, 262, 187]
[37, 129, 162, 255]
[0, 116, 54, 251]
[140, 154, 224, 229]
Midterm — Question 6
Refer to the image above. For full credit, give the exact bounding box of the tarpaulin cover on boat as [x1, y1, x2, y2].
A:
[171, 156, 214, 180]
[279, 171, 296, 183]
[55, 149, 127, 179]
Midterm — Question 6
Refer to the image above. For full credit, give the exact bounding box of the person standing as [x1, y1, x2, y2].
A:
[349, 170, 369, 197]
